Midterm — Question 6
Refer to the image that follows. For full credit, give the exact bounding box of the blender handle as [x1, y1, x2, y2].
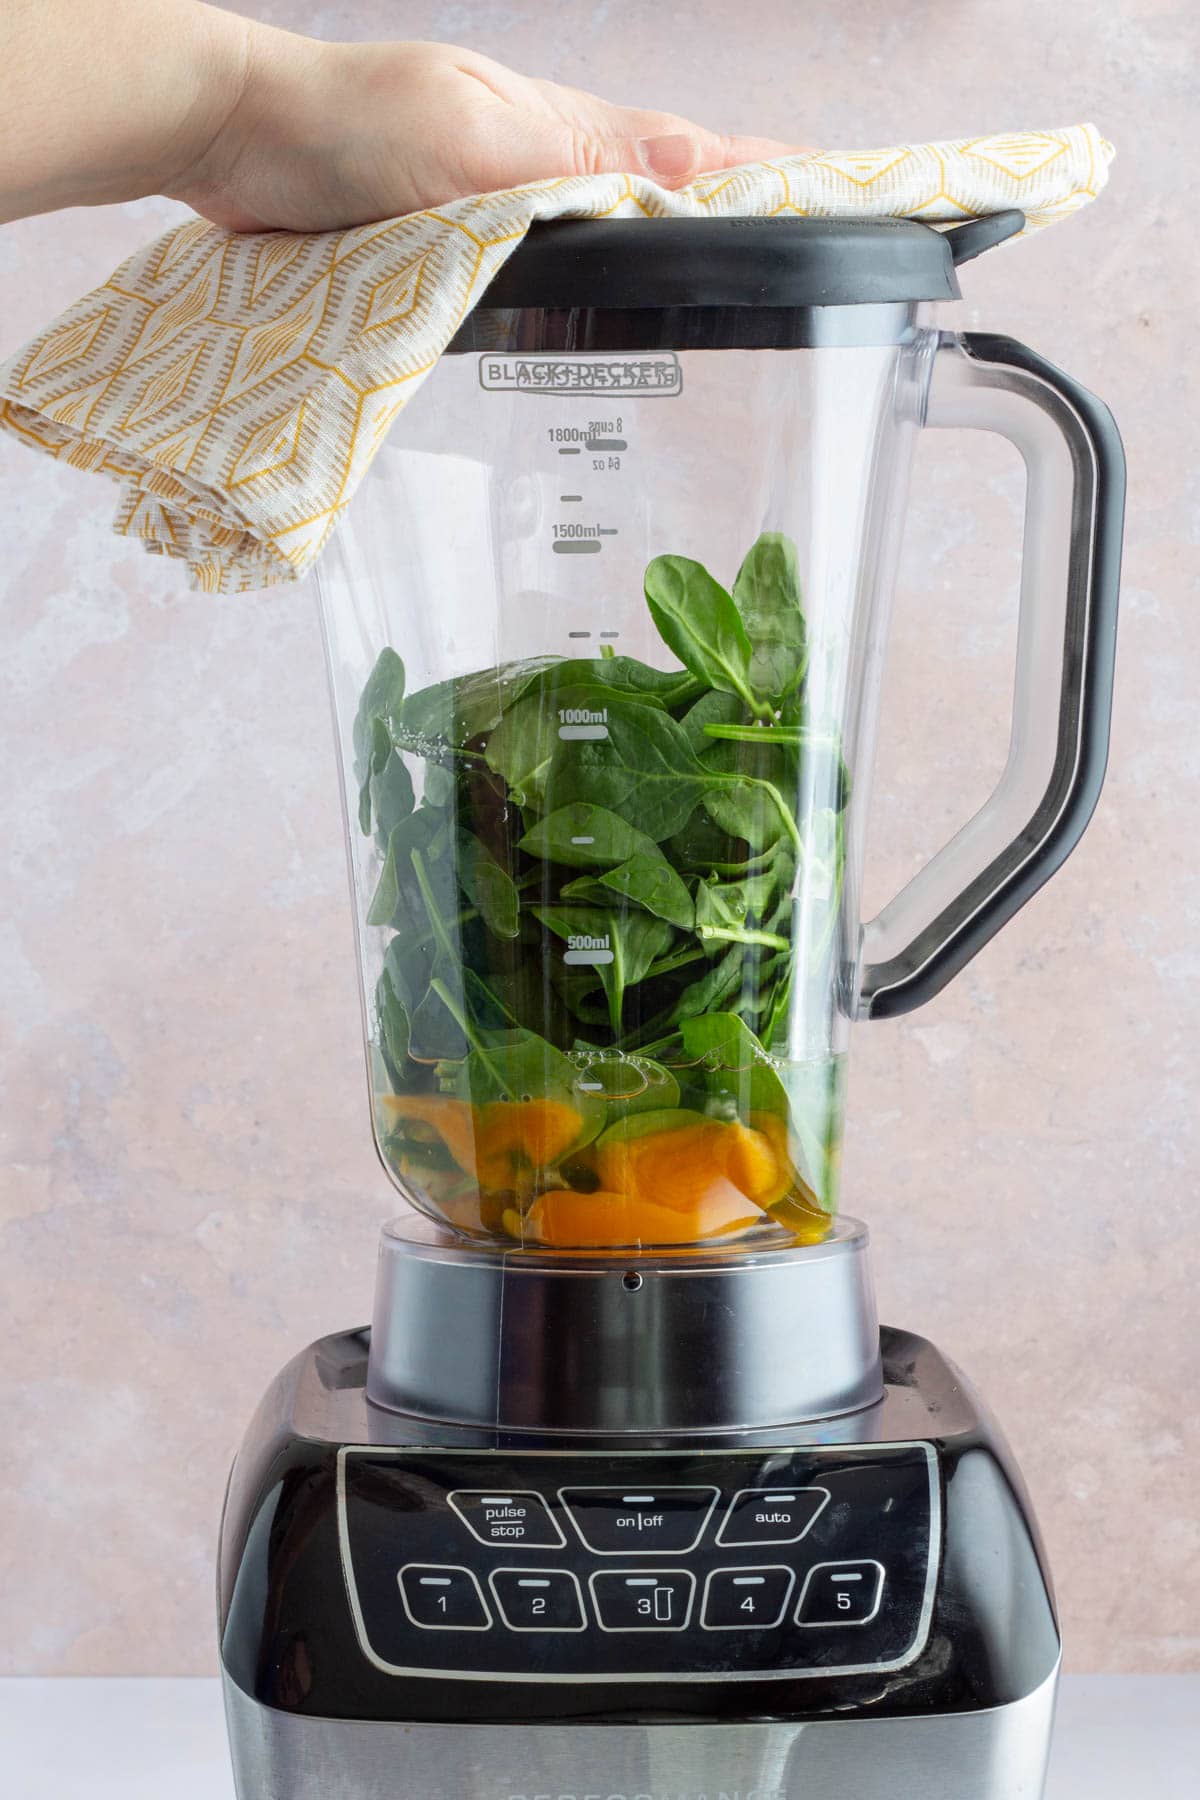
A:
[857, 331, 1125, 1020]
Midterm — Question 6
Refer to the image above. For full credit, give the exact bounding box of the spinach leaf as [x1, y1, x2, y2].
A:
[678, 687, 747, 754]
[678, 1011, 791, 1121]
[422, 762, 457, 808]
[491, 683, 799, 850]
[595, 854, 694, 930]
[533, 903, 675, 1035]
[488, 685, 709, 837]
[375, 961, 411, 1089]
[546, 656, 703, 709]
[400, 656, 559, 751]
[366, 808, 451, 931]
[456, 830, 520, 940]
[353, 649, 406, 833]
[563, 852, 694, 930]
[663, 942, 747, 1025]
[644, 554, 766, 717]
[700, 726, 799, 853]
[370, 749, 415, 847]
[518, 804, 663, 869]
[694, 867, 786, 946]
[450, 1028, 607, 1148]
[408, 957, 471, 1062]
[732, 532, 807, 701]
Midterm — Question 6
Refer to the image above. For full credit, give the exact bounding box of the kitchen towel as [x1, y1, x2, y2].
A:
[0, 125, 1112, 594]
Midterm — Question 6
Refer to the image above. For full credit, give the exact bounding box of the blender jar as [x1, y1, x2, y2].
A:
[316, 216, 1122, 1254]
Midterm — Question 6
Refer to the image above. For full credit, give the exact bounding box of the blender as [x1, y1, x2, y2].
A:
[218, 211, 1123, 1799]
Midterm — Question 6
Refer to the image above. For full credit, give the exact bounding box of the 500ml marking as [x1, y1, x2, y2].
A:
[564, 932, 614, 967]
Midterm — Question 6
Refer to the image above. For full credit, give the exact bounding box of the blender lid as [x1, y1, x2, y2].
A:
[472, 210, 1026, 311]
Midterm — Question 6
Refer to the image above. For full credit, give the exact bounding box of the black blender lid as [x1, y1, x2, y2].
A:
[473, 210, 1025, 311]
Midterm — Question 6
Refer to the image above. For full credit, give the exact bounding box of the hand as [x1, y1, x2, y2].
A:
[172, 36, 801, 233]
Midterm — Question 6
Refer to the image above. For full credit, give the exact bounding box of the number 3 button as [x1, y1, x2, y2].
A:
[701, 1566, 795, 1630]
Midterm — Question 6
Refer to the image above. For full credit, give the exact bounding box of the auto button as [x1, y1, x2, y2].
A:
[716, 1485, 829, 1547]
[560, 1485, 719, 1554]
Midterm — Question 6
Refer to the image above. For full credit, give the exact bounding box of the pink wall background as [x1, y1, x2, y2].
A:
[1, 0, 1196, 1674]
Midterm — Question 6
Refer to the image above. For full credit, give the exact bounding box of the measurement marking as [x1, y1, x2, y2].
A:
[553, 540, 602, 556]
[418, 1577, 452, 1587]
[570, 835, 595, 844]
[560, 493, 583, 502]
[586, 437, 627, 451]
[833, 1573, 864, 1583]
[599, 630, 620, 639]
[558, 446, 581, 455]
[564, 947, 614, 966]
[517, 1580, 551, 1589]
[733, 1577, 767, 1587]
[577, 1081, 605, 1092]
[558, 723, 608, 741]
[597, 527, 618, 536]
[567, 630, 591, 639]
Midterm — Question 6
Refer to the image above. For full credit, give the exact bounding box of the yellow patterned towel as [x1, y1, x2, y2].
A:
[0, 125, 1111, 594]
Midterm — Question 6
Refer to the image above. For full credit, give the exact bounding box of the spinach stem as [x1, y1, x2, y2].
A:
[410, 850, 458, 964]
[697, 925, 792, 950]
[703, 723, 835, 748]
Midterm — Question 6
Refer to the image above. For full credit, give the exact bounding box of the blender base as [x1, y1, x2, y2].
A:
[218, 1316, 1061, 1800]
[222, 1664, 1060, 1800]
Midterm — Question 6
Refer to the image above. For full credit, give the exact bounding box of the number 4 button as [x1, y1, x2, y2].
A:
[795, 1560, 886, 1627]
[701, 1566, 795, 1630]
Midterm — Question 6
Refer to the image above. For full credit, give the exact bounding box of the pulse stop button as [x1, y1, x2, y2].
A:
[715, 1486, 830, 1548]
[447, 1490, 566, 1550]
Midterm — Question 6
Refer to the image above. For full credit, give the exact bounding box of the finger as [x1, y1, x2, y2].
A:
[535, 89, 807, 188]
[633, 127, 806, 184]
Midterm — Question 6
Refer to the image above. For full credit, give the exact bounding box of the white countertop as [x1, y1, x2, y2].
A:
[1, 1675, 1196, 1797]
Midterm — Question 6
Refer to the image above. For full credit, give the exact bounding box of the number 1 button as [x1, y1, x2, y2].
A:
[398, 1564, 492, 1631]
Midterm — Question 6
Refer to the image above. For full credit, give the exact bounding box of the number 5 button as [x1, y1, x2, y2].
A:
[796, 1560, 886, 1627]
[702, 1566, 794, 1630]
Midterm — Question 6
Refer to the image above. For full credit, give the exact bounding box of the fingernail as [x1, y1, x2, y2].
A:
[635, 133, 699, 184]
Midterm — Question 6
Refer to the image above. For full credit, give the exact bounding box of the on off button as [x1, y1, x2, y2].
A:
[560, 1486, 719, 1554]
[448, 1490, 566, 1549]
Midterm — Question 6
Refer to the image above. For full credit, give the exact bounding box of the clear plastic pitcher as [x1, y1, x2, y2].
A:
[316, 216, 1122, 1253]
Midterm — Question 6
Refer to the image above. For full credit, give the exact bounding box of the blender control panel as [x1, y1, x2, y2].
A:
[337, 1445, 939, 1683]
